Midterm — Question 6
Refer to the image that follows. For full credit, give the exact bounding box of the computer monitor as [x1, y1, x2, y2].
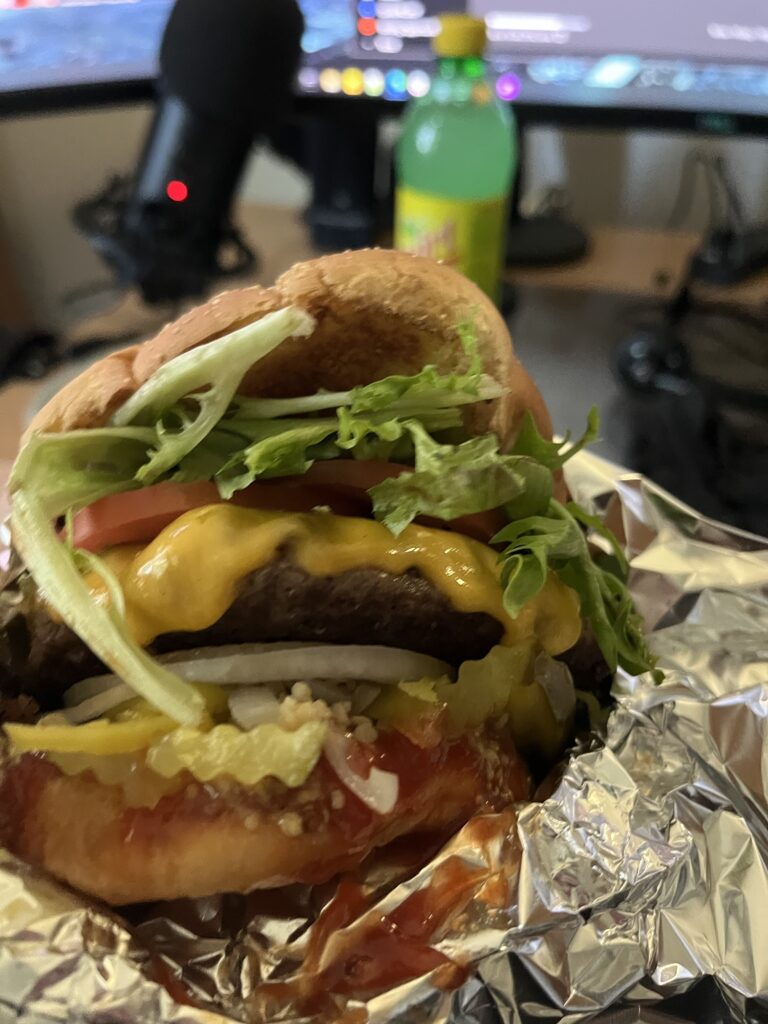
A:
[298, 1, 768, 133]
[0, 0, 172, 114]
[0, 0, 766, 133]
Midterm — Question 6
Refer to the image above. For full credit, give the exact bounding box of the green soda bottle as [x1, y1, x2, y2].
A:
[394, 14, 516, 300]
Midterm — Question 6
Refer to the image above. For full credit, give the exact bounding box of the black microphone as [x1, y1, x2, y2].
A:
[75, 0, 303, 304]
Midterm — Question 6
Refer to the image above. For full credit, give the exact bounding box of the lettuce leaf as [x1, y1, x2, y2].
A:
[174, 407, 463, 497]
[347, 364, 501, 417]
[229, 326, 501, 423]
[493, 500, 655, 676]
[364, 417, 654, 676]
[10, 428, 155, 516]
[336, 408, 406, 454]
[113, 306, 315, 483]
[216, 420, 339, 499]
[510, 406, 600, 470]
[336, 406, 461, 450]
[10, 485, 205, 726]
[368, 422, 553, 536]
[171, 428, 248, 484]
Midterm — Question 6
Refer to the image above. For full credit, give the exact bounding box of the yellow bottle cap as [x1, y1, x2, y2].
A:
[434, 14, 487, 58]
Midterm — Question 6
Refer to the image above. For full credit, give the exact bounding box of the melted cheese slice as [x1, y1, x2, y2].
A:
[87, 506, 581, 655]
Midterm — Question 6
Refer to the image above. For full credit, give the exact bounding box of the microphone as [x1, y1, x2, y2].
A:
[75, 0, 304, 305]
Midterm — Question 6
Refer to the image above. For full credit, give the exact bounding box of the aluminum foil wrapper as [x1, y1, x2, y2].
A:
[2, 450, 768, 1024]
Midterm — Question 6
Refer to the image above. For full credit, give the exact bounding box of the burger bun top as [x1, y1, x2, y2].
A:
[29, 249, 551, 447]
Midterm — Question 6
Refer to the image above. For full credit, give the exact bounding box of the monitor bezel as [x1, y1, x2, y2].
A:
[1, 76, 766, 139]
[292, 93, 768, 137]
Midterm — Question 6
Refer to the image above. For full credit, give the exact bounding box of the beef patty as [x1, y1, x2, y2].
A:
[0, 557, 504, 708]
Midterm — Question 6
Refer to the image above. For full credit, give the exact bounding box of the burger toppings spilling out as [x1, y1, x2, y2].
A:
[0, 251, 654, 905]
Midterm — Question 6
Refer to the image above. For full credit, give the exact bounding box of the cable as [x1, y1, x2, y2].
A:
[666, 149, 742, 235]
[711, 153, 746, 233]
[666, 149, 705, 230]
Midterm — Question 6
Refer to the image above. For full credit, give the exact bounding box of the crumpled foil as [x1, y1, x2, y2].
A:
[2, 450, 768, 1024]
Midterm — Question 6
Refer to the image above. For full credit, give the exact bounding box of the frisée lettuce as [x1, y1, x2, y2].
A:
[368, 422, 554, 536]
[366, 415, 655, 675]
[227, 323, 502, 422]
[113, 306, 316, 483]
[509, 406, 600, 471]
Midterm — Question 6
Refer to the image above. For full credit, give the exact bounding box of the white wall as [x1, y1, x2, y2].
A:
[0, 104, 309, 327]
[0, 105, 153, 327]
[528, 126, 768, 228]
[0, 105, 765, 327]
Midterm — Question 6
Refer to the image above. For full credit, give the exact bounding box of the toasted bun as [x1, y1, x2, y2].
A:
[29, 250, 551, 446]
[1, 731, 529, 904]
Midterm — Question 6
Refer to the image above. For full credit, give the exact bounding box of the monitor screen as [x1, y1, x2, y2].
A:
[299, 1, 768, 123]
[0, 0, 767, 127]
[0, 0, 172, 99]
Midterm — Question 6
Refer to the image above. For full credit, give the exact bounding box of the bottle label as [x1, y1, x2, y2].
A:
[394, 186, 507, 299]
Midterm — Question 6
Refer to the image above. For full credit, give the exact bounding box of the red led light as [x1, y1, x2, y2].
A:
[357, 17, 377, 37]
[166, 179, 189, 203]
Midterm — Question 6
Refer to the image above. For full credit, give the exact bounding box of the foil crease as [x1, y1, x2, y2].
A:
[2, 449, 768, 1024]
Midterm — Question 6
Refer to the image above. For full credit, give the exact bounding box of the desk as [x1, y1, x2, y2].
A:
[505, 225, 768, 309]
[62, 210, 768, 353]
[235, 209, 768, 307]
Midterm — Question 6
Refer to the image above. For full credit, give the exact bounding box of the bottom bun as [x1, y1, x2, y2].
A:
[0, 728, 530, 905]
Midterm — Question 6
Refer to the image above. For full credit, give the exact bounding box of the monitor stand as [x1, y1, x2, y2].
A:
[690, 225, 768, 285]
[290, 110, 589, 264]
[300, 110, 379, 252]
[506, 122, 589, 267]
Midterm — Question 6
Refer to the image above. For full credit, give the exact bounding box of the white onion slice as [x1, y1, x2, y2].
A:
[156, 645, 451, 687]
[65, 674, 126, 707]
[228, 687, 281, 730]
[161, 643, 307, 664]
[64, 644, 306, 705]
[65, 644, 452, 704]
[63, 683, 136, 724]
[534, 652, 576, 723]
[300, 679, 348, 706]
[323, 732, 399, 816]
[350, 683, 381, 714]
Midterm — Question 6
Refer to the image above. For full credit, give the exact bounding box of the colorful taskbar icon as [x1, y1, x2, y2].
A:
[299, 65, 520, 102]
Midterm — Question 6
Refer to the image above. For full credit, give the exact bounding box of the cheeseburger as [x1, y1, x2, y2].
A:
[0, 250, 652, 905]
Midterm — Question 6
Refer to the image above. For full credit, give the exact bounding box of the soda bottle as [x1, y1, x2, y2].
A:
[394, 14, 516, 300]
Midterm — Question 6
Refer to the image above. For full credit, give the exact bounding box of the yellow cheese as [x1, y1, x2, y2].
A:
[86, 506, 581, 655]
[6, 715, 176, 755]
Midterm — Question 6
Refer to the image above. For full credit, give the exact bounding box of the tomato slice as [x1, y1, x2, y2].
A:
[235, 483, 368, 518]
[301, 460, 411, 492]
[418, 510, 508, 545]
[303, 462, 506, 543]
[71, 482, 220, 552]
[71, 462, 508, 553]
[71, 480, 367, 553]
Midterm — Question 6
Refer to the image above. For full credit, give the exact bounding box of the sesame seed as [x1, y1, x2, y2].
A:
[353, 720, 378, 744]
[331, 789, 345, 810]
[278, 812, 304, 838]
[331, 701, 352, 726]
[291, 682, 312, 703]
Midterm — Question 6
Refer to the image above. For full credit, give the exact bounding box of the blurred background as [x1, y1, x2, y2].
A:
[0, 0, 765, 533]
